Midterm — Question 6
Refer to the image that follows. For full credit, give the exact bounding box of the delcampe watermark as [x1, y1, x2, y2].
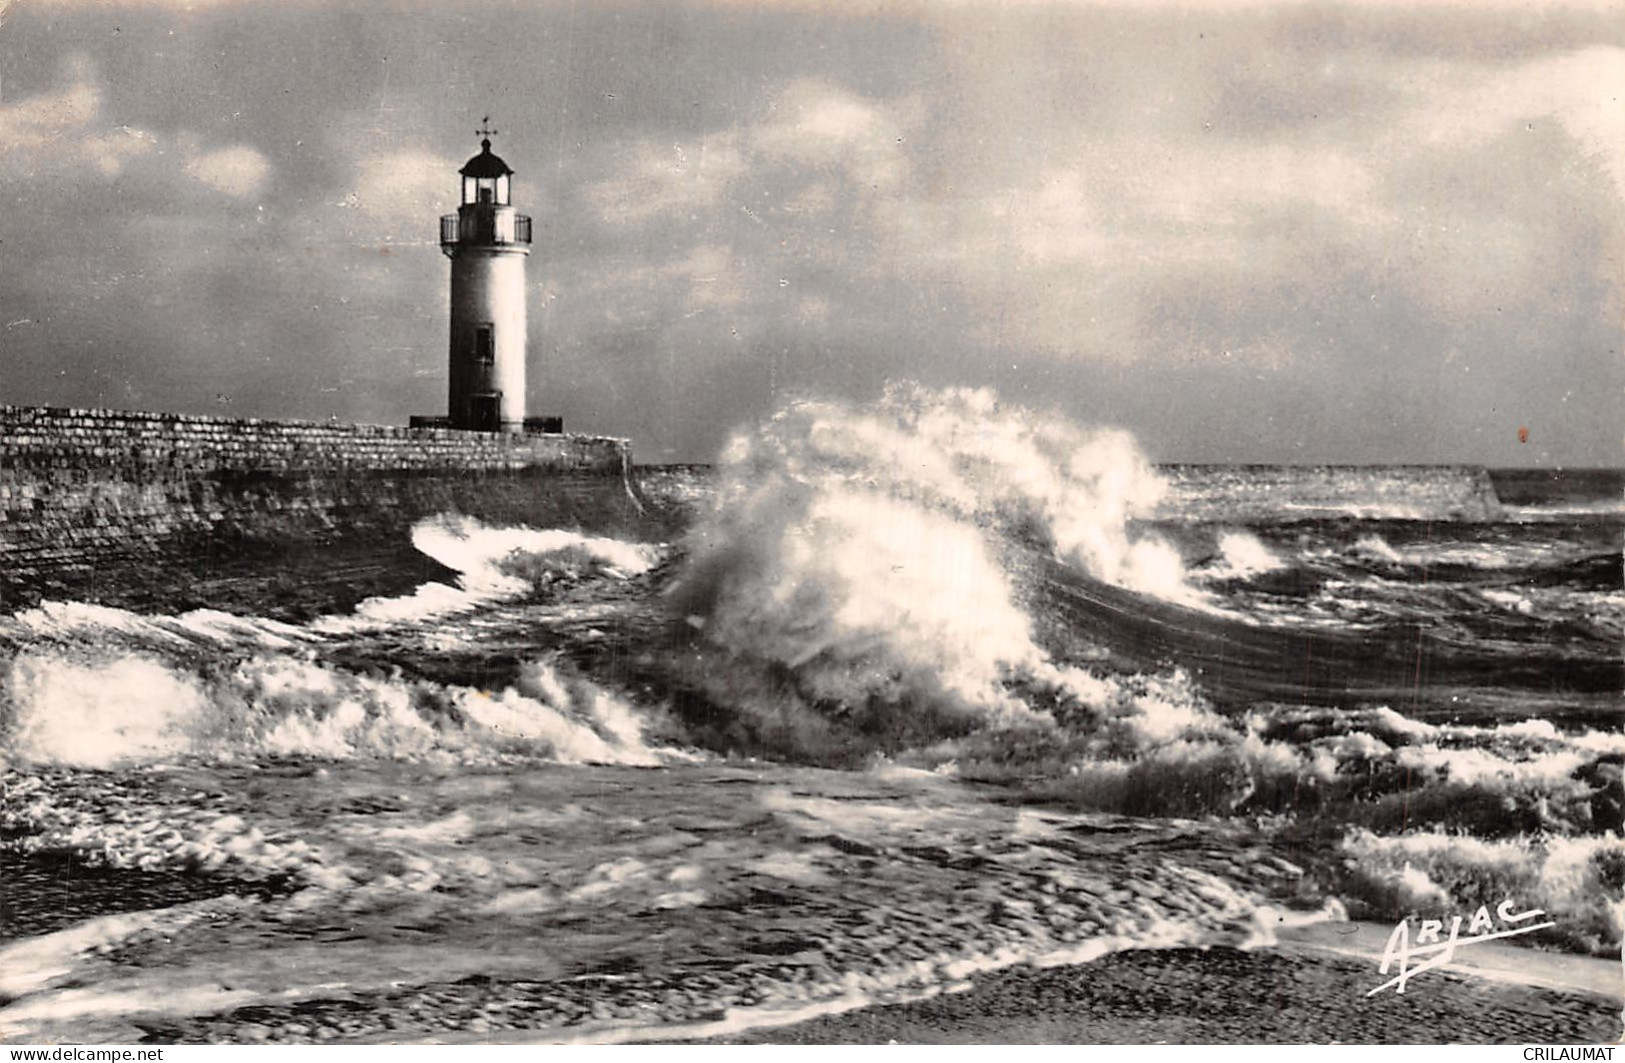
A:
[1368, 899, 1555, 996]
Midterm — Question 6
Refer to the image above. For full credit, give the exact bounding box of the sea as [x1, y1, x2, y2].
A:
[1, 384, 1620, 1043]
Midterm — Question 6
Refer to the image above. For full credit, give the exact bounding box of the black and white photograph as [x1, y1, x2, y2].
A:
[0, 0, 1620, 1047]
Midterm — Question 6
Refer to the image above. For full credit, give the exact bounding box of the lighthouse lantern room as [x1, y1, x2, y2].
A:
[438, 119, 532, 433]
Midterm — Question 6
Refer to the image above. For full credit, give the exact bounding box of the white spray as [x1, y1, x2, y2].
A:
[673, 383, 1211, 740]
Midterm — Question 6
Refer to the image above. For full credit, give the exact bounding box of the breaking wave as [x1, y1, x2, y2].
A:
[1191, 531, 1284, 583]
[0, 519, 676, 770]
[1, 649, 669, 769]
[1339, 829, 1625, 956]
[318, 515, 663, 633]
[665, 383, 1238, 757]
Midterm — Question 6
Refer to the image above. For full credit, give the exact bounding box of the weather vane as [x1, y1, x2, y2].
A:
[476, 116, 498, 144]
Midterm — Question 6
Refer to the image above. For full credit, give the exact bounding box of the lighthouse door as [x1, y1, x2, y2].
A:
[471, 393, 502, 432]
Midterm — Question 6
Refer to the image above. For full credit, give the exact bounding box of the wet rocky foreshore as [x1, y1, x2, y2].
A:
[694, 946, 1624, 1045]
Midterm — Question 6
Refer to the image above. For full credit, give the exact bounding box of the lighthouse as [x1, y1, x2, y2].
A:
[438, 120, 531, 432]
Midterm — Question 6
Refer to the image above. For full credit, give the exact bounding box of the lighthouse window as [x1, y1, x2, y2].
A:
[475, 326, 494, 366]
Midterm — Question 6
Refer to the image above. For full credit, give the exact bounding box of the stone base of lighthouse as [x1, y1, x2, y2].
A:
[409, 414, 563, 434]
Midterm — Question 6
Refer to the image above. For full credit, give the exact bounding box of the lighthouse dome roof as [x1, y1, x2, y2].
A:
[460, 139, 513, 178]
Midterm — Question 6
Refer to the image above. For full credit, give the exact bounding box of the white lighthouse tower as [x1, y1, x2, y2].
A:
[439, 120, 531, 432]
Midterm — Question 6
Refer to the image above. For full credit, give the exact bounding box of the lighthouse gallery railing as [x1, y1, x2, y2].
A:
[440, 213, 532, 250]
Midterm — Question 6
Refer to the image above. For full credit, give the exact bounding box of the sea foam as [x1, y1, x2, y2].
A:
[1, 646, 669, 769]
[670, 383, 1212, 753]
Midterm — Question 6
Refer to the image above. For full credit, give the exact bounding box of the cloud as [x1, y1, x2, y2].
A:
[587, 135, 751, 226]
[184, 145, 272, 198]
[0, 61, 156, 179]
[853, 128, 1391, 365]
[586, 81, 912, 227]
[1413, 46, 1625, 200]
[0, 81, 98, 151]
[785, 93, 876, 141]
[754, 82, 913, 196]
[984, 139, 1382, 267]
[992, 170, 1107, 267]
[335, 147, 459, 231]
[566, 31, 1612, 386]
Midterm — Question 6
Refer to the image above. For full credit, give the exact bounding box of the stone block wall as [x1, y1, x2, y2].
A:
[630, 464, 716, 530]
[0, 406, 644, 601]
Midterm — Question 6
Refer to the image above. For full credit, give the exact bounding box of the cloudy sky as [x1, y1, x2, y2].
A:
[1, 0, 1619, 464]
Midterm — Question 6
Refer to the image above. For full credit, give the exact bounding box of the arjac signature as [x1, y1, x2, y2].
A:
[1368, 898, 1555, 996]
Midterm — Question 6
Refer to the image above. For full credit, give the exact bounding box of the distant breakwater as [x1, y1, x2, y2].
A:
[0, 406, 678, 609]
[1156, 464, 1505, 522]
[634, 463, 1510, 525]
